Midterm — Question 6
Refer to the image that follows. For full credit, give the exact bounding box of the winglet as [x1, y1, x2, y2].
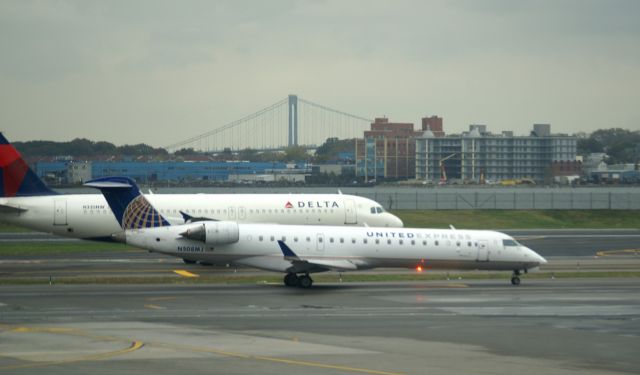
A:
[277, 240, 299, 259]
[180, 210, 194, 223]
[85, 176, 170, 229]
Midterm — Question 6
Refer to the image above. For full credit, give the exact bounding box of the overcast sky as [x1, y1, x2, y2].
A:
[1, 0, 638, 147]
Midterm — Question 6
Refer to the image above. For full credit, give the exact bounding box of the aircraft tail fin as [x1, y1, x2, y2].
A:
[0, 133, 57, 197]
[85, 176, 170, 229]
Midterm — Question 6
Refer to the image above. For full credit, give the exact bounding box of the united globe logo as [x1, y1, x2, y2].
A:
[123, 195, 169, 229]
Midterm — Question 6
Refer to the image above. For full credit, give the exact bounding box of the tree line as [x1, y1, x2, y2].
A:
[577, 128, 640, 164]
[13, 129, 639, 164]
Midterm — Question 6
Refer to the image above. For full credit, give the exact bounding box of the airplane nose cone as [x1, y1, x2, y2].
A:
[526, 247, 547, 265]
[538, 254, 548, 265]
[392, 215, 404, 228]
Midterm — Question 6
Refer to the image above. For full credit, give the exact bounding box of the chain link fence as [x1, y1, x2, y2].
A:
[355, 189, 640, 210]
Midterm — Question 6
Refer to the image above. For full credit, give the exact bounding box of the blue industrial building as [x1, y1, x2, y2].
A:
[35, 161, 295, 184]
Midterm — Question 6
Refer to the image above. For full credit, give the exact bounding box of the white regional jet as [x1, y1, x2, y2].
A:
[87, 176, 547, 287]
[0, 134, 402, 244]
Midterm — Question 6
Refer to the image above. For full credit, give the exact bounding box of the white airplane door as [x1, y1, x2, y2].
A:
[227, 207, 236, 220]
[238, 207, 246, 220]
[316, 233, 325, 253]
[476, 240, 489, 262]
[344, 199, 357, 224]
[53, 199, 67, 226]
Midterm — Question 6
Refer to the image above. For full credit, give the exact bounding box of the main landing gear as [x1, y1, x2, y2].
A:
[511, 269, 522, 285]
[283, 273, 314, 288]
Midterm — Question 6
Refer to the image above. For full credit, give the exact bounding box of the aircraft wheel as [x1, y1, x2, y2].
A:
[284, 273, 299, 287]
[298, 275, 313, 288]
[183, 258, 197, 264]
[511, 276, 521, 285]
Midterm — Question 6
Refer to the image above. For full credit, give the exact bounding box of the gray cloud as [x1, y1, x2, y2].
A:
[1, 0, 638, 146]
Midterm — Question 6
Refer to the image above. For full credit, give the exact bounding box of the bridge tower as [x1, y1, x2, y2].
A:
[288, 94, 298, 147]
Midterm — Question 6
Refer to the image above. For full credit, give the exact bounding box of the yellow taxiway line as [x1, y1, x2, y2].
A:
[173, 269, 199, 277]
[596, 249, 640, 257]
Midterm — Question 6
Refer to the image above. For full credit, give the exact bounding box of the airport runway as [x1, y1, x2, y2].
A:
[1, 229, 639, 281]
[1, 279, 639, 375]
[4, 229, 640, 257]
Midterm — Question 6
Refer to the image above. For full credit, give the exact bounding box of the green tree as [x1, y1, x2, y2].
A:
[283, 146, 309, 162]
[579, 128, 640, 164]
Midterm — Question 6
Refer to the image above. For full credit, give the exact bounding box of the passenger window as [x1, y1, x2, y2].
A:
[468, 241, 472, 247]
[399, 240, 403, 245]
[340, 238, 344, 243]
[282, 236, 286, 242]
[352, 238, 356, 244]
[294, 237, 298, 242]
[435, 241, 439, 246]
[411, 240, 415, 245]
[363, 239, 368, 244]
[330, 238, 334, 243]
[375, 239, 380, 244]
[270, 236, 274, 241]
[319, 237, 323, 243]
[259, 236, 263, 241]
[387, 239, 392, 245]
[423, 240, 427, 246]
[306, 237, 311, 242]
[456, 241, 460, 247]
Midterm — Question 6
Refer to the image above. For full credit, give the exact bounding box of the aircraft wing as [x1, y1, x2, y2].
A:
[277, 240, 357, 271]
[0, 203, 27, 213]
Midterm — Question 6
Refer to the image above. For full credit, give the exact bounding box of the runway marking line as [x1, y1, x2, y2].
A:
[513, 236, 546, 241]
[596, 249, 640, 257]
[146, 296, 177, 302]
[144, 304, 165, 310]
[151, 342, 404, 375]
[0, 327, 144, 370]
[174, 270, 199, 277]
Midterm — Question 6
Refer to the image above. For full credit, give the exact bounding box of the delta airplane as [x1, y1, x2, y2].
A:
[0, 134, 402, 242]
[87, 176, 547, 287]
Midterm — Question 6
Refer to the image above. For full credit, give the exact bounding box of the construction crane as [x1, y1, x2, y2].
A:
[439, 153, 457, 185]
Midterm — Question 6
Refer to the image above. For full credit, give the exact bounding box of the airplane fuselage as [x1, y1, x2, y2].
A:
[0, 194, 403, 240]
[124, 222, 546, 273]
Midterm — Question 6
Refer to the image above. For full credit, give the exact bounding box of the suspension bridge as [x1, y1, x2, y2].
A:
[164, 95, 372, 153]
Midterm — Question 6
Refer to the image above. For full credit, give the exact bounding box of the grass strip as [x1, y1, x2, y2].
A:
[394, 210, 640, 229]
[1, 271, 638, 285]
[0, 242, 138, 256]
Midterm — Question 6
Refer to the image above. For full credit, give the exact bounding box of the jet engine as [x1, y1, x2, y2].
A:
[179, 221, 240, 245]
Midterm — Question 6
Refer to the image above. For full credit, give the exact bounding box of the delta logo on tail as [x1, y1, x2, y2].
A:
[0, 133, 56, 197]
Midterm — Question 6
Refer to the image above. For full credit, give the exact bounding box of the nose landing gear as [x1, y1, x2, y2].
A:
[511, 269, 522, 285]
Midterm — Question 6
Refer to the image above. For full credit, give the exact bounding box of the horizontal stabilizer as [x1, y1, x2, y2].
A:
[180, 211, 218, 223]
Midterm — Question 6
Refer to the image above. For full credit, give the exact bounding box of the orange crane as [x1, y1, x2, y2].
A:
[439, 153, 457, 185]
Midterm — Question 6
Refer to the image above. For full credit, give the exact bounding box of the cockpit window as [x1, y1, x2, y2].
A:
[502, 239, 519, 247]
[376, 207, 384, 213]
[370, 207, 376, 214]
